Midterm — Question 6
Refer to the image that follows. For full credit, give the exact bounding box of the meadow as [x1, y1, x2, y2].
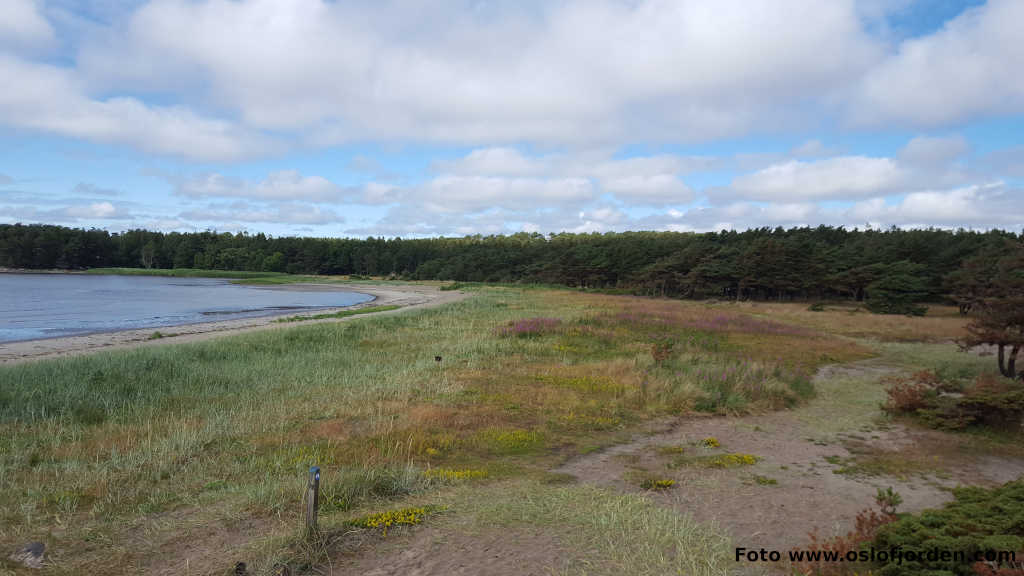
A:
[0, 285, 1009, 575]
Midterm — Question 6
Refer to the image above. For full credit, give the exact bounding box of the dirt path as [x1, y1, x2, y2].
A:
[313, 357, 1024, 576]
[332, 526, 572, 576]
[0, 283, 468, 365]
[555, 359, 1024, 573]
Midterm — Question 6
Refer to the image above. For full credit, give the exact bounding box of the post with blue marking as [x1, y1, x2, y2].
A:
[306, 466, 320, 535]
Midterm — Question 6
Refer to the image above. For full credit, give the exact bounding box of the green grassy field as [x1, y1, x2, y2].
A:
[0, 286, 987, 574]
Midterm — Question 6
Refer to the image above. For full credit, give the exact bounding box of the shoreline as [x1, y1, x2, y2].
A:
[0, 283, 466, 365]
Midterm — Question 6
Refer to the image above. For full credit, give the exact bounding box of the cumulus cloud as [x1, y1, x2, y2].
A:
[72, 182, 121, 197]
[1, 200, 132, 222]
[729, 157, 905, 201]
[417, 176, 594, 214]
[600, 174, 693, 205]
[0, 0, 54, 52]
[68, 0, 881, 148]
[898, 135, 968, 167]
[174, 171, 351, 203]
[791, 140, 841, 159]
[180, 202, 343, 225]
[432, 149, 704, 206]
[853, 0, 1024, 126]
[433, 148, 551, 177]
[845, 183, 1019, 227]
[0, 0, 1018, 162]
[0, 54, 272, 161]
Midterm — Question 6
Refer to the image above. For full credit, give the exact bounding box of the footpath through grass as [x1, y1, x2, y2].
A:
[1, 287, 882, 573]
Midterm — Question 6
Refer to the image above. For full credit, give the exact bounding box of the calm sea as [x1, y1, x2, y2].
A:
[0, 274, 373, 343]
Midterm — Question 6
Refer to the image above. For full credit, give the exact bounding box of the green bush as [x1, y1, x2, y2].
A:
[870, 480, 1024, 576]
[884, 372, 1024, 431]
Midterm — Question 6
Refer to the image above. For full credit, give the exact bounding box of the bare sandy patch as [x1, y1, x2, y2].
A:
[554, 358, 1024, 574]
[330, 525, 570, 576]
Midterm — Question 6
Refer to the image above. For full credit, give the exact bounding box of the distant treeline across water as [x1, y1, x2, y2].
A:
[2, 223, 1020, 301]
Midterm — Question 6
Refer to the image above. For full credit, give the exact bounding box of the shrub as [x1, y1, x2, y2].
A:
[871, 480, 1024, 576]
[792, 489, 902, 575]
[794, 508, 897, 576]
[883, 375, 933, 414]
[883, 371, 1024, 431]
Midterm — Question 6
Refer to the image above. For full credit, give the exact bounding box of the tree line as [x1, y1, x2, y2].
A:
[1, 223, 1020, 304]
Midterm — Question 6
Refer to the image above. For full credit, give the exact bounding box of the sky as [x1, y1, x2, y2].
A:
[0, 0, 1021, 238]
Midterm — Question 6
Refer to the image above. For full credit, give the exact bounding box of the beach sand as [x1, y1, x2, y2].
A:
[0, 283, 466, 365]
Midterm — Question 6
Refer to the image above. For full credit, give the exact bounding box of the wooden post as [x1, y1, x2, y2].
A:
[306, 466, 320, 534]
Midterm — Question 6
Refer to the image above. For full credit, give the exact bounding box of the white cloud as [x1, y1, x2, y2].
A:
[0, 200, 132, 222]
[0, 0, 1018, 162]
[600, 174, 693, 205]
[180, 202, 343, 225]
[845, 183, 1018, 226]
[72, 182, 121, 197]
[64, 201, 119, 219]
[70, 0, 880, 147]
[433, 148, 550, 177]
[0, 0, 54, 52]
[898, 135, 968, 167]
[791, 139, 840, 158]
[433, 149, 704, 206]
[418, 176, 594, 214]
[853, 0, 1024, 126]
[730, 157, 904, 201]
[174, 171, 349, 203]
[0, 54, 272, 161]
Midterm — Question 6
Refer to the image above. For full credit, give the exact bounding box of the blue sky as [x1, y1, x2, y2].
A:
[0, 0, 1021, 237]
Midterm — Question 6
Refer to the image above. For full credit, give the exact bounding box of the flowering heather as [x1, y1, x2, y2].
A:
[601, 304, 811, 337]
[496, 317, 562, 337]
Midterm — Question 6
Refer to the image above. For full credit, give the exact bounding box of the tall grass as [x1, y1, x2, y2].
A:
[0, 288, 874, 573]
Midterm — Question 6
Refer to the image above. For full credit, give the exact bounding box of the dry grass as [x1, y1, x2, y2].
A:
[738, 301, 969, 342]
[0, 288, 973, 574]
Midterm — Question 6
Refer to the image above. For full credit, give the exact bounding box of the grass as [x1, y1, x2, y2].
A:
[738, 301, 969, 342]
[457, 480, 734, 576]
[0, 286, 968, 574]
[275, 304, 401, 323]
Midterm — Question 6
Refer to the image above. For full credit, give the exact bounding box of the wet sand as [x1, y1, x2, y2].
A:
[0, 283, 467, 365]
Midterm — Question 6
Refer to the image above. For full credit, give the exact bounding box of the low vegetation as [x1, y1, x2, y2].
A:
[275, 304, 400, 323]
[872, 480, 1024, 576]
[0, 287, 876, 573]
[883, 370, 1024, 431]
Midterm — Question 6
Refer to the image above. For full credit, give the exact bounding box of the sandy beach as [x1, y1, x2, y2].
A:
[0, 283, 466, 365]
